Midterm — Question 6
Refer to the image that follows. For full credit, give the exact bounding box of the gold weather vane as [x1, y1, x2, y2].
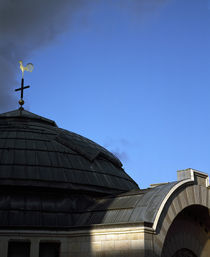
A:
[15, 60, 34, 108]
[19, 60, 34, 78]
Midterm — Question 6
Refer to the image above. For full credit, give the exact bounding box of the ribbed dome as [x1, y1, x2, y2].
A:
[0, 108, 139, 195]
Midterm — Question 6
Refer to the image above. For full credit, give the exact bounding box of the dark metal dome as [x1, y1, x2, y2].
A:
[0, 108, 139, 195]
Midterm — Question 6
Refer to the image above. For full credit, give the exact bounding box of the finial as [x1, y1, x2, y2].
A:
[15, 60, 34, 108]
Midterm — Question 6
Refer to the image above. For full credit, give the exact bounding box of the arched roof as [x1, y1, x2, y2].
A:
[0, 108, 139, 195]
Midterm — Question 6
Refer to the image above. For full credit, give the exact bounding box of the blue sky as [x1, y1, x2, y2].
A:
[13, 0, 210, 188]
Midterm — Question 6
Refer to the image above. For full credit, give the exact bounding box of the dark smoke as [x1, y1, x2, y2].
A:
[112, 149, 129, 162]
[103, 138, 131, 162]
[0, 0, 168, 112]
[0, 0, 86, 111]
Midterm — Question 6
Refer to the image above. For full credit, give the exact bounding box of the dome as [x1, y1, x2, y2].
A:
[0, 108, 139, 195]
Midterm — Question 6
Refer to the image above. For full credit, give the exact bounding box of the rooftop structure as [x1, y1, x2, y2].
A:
[0, 107, 209, 257]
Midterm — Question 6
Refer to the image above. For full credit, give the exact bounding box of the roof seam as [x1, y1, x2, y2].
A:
[0, 164, 135, 183]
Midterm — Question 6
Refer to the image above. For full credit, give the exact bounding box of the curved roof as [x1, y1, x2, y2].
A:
[0, 181, 193, 229]
[0, 108, 139, 195]
[81, 181, 182, 227]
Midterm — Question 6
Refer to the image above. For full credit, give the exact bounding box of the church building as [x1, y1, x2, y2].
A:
[0, 106, 209, 257]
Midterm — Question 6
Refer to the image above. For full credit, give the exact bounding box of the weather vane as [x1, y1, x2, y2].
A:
[15, 60, 34, 108]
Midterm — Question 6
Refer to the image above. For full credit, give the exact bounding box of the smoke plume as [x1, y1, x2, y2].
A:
[103, 138, 131, 162]
[112, 149, 129, 162]
[0, 0, 167, 112]
[0, 0, 86, 111]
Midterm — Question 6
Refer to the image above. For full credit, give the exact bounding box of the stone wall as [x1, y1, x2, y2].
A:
[0, 225, 150, 257]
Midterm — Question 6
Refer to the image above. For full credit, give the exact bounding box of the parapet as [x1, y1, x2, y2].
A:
[177, 168, 209, 188]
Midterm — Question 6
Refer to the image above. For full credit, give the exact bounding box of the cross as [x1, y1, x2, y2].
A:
[15, 78, 30, 107]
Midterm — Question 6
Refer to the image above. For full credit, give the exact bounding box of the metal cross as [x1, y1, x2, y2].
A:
[15, 78, 30, 107]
